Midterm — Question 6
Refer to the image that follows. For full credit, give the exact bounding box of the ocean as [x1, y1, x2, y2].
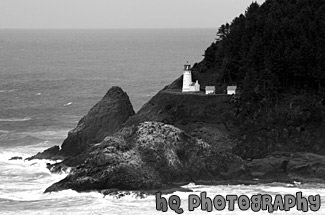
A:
[0, 29, 324, 214]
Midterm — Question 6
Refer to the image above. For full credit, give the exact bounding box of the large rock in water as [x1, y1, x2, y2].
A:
[45, 122, 245, 193]
[59, 86, 135, 157]
[28, 86, 134, 160]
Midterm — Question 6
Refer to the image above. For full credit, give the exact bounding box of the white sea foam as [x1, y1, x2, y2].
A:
[0, 130, 10, 134]
[0, 158, 67, 201]
[63, 102, 73, 106]
[0, 117, 31, 122]
[0, 89, 16, 93]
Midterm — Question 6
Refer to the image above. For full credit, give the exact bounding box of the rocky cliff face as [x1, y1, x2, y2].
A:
[28, 86, 135, 160]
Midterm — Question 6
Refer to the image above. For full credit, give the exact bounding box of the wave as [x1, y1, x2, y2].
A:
[0, 153, 67, 206]
[63, 102, 72, 106]
[0, 117, 31, 122]
[0, 130, 9, 134]
[0, 89, 16, 93]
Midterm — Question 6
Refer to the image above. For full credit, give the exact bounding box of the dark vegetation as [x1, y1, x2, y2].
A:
[195, 0, 325, 94]
[191, 0, 325, 159]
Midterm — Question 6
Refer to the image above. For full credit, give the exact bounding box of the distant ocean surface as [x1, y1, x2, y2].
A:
[0, 29, 324, 214]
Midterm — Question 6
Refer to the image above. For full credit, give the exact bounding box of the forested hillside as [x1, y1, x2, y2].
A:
[194, 0, 325, 101]
[190, 0, 325, 158]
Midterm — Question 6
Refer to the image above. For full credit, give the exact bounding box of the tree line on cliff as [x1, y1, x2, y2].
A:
[194, 0, 325, 104]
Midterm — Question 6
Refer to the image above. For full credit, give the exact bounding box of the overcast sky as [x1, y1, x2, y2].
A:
[0, 0, 265, 29]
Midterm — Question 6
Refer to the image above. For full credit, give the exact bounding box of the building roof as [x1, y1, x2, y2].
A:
[227, 86, 237, 90]
[205, 86, 215, 91]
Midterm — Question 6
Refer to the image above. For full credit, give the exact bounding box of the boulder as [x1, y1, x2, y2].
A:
[9, 156, 23, 160]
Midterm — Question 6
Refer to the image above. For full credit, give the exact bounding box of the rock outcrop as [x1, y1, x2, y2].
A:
[9, 156, 23, 160]
[28, 86, 135, 160]
[59, 86, 135, 157]
[44, 122, 245, 193]
[26, 146, 61, 161]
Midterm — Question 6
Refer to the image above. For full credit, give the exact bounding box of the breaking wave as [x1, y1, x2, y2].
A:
[63, 102, 73, 106]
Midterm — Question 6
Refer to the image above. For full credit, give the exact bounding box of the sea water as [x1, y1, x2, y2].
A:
[0, 29, 324, 214]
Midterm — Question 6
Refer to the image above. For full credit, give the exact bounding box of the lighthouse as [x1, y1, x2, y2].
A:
[182, 62, 192, 92]
[182, 62, 200, 92]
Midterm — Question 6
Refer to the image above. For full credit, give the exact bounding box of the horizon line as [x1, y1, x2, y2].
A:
[0, 27, 217, 30]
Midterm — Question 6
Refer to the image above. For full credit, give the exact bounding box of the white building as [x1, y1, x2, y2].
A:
[205, 86, 215, 94]
[227, 86, 237, 95]
[182, 63, 200, 92]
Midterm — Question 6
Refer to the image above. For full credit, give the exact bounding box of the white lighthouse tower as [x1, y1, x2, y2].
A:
[182, 62, 192, 92]
[182, 62, 200, 92]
